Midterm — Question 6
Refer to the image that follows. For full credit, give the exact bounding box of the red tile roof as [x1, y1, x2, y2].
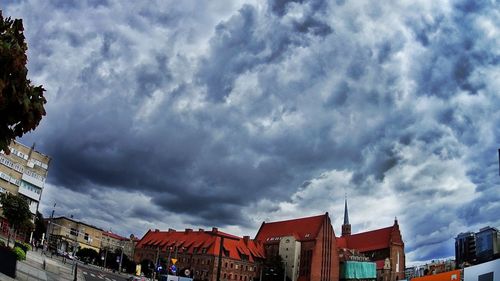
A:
[103, 231, 128, 241]
[136, 229, 265, 262]
[336, 221, 403, 252]
[255, 213, 327, 243]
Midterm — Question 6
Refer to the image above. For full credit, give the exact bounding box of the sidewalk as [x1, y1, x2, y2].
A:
[0, 248, 86, 281]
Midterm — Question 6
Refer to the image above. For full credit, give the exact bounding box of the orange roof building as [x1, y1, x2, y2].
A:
[134, 227, 265, 281]
[255, 212, 339, 281]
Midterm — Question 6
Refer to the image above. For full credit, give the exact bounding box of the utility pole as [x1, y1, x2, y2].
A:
[44, 203, 56, 254]
[166, 247, 172, 275]
[153, 246, 160, 280]
[104, 247, 108, 268]
[119, 245, 124, 273]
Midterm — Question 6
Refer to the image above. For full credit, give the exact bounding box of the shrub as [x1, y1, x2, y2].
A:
[13, 246, 26, 261]
[21, 242, 32, 251]
[0, 240, 5, 247]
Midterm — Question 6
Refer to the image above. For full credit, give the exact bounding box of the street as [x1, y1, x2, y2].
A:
[80, 264, 129, 281]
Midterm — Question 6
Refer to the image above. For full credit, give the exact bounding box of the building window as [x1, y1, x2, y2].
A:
[231, 263, 233, 268]
[70, 228, 78, 236]
[84, 233, 90, 241]
[225, 262, 228, 268]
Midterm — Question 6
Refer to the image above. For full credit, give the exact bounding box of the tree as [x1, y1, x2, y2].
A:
[0, 193, 32, 246]
[76, 247, 100, 264]
[33, 211, 46, 242]
[0, 11, 46, 153]
[262, 255, 290, 281]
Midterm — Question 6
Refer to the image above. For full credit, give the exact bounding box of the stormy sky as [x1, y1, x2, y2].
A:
[3, 0, 499, 265]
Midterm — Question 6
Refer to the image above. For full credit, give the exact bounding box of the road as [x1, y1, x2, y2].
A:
[80, 264, 129, 281]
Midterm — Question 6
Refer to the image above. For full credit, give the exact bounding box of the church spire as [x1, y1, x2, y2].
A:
[343, 196, 349, 225]
[341, 195, 351, 236]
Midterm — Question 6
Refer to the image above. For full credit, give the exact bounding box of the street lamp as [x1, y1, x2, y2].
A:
[118, 245, 124, 273]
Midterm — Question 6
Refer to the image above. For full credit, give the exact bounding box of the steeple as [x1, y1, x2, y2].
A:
[341, 196, 351, 236]
[343, 197, 349, 225]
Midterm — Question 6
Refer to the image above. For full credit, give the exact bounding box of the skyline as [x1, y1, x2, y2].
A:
[2, 0, 499, 266]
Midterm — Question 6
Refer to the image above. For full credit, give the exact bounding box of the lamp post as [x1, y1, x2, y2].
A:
[43, 203, 56, 254]
[118, 245, 124, 273]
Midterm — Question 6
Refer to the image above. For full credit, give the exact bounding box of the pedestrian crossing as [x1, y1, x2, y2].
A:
[82, 271, 118, 281]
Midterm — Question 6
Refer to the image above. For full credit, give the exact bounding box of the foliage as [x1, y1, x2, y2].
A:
[76, 247, 99, 264]
[13, 246, 26, 261]
[0, 193, 31, 230]
[140, 259, 154, 278]
[33, 211, 46, 242]
[0, 11, 46, 153]
[0, 240, 5, 247]
[262, 255, 290, 281]
[21, 241, 31, 251]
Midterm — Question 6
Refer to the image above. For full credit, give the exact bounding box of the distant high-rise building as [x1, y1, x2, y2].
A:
[475, 226, 500, 263]
[0, 141, 50, 219]
[455, 226, 500, 267]
[455, 232, 476, 266]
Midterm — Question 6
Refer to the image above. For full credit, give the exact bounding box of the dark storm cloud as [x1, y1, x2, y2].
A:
[4, 0, 499, 263]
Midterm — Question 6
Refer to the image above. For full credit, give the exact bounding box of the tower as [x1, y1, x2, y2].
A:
[341, 197, 351, 236]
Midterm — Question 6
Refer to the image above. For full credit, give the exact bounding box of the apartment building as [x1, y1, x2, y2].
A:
[47, 216, 103, 253]
[135, 227, 265, 281]
[0, 141, 50, 216]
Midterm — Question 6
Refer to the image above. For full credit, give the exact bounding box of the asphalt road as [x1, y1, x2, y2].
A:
[80, 265, 130, 281]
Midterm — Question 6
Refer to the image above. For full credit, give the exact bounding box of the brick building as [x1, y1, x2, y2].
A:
[336, 199, 405, 281]
[254, 212, 339, 281]
[134, 227, 265, 281]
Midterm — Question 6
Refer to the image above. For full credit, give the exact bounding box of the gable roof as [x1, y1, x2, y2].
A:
[103, 231, 128, 241]
[336, 221, 403, 252]
[136, 228, 265, 262]
[255, 213, 327, 243]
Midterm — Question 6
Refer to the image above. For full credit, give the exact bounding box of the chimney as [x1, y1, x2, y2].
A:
[199, 228, 205, 232]
[212, 227, 218, 233]
[185, 228, 193, 233]
[168, 228, 176, 233]
[155, 229, 160, 232]
[243, 236, 250, 244]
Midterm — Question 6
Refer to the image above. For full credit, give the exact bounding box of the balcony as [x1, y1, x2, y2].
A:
[22, 173, 44, 188]
[29, 201, 38, 214]
[18, 183, 41, 201]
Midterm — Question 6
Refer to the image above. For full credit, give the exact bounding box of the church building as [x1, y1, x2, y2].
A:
[336, 199, 405, 281]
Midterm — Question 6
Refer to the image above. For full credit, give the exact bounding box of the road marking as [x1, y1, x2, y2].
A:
[83, 272, 88, 275]
[91, 273, 96, 277]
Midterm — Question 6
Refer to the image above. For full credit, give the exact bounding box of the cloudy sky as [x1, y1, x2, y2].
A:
[3, 0, 499, 264]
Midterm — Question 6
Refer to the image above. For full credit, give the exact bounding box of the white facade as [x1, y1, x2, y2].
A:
[464, 259, 500, 281]
[279, 235, 301, 281]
